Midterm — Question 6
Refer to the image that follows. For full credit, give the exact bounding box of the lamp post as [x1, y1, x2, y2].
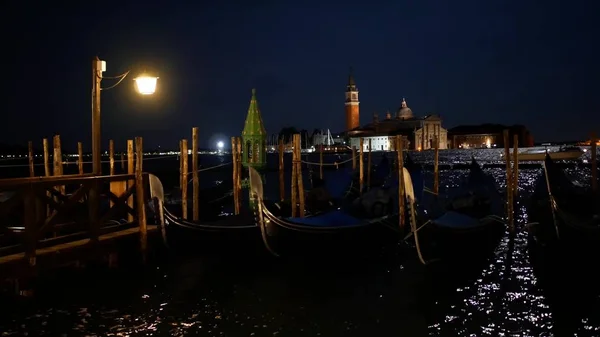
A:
[91, 56, 159, 175]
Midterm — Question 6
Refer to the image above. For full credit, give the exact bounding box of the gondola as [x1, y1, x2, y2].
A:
[406, 158, 505, 265]
[528, 153, 600, 252]
[250, 154, 422, 258]
[526, 149, 600, 336]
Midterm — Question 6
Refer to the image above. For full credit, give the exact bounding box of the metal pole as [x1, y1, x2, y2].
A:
[92, 56, 102, 175]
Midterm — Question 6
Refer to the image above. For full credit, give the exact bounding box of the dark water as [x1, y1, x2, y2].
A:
[1, 148, 599, 336]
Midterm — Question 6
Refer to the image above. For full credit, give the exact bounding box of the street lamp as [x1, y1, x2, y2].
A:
[217, 141, 224, 153]
[92, 56, 159, 175]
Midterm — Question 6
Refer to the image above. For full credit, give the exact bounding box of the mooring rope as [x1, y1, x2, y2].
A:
[301, 155, 357, 166]
[0, 154, 179, 168]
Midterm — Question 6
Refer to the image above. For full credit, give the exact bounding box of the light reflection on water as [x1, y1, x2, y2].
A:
[1, 149, 599, 336]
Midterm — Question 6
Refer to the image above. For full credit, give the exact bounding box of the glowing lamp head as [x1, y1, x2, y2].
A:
[217, 141, 224, 149]
[134, 75, 158, 95]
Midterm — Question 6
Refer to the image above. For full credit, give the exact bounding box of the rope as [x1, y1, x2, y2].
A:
[0, 155, 178, 169]
[301, 155, 357, 166]
[185, 162, 233, 185]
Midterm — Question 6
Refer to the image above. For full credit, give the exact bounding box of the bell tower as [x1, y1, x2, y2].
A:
[345, 67, 360, 131]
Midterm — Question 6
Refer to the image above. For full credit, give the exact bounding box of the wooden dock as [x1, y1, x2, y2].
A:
[0, 171, 159, 287]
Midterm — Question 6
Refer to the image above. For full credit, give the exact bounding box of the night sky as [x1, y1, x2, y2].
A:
[3, 0, 598, 151]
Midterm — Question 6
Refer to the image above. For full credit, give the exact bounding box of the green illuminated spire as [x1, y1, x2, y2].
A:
[241, 88, 267, 168]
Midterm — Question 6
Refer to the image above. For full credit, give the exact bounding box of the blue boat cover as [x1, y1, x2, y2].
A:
[286, 210, 363, 227]
[325, 168, 354, 199]
[432, 211, 481, 229]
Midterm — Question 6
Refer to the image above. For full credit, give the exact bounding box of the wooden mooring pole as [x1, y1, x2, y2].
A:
[359, 138, 364, 194]
[134, 137, 147, 263]
[512, 135, 519, 197]
[319, 144, 324, 179]
[396, 135, 405, 228]
[231, 137, 240, 215]
[52, 135, 64, 195]
[290, 134, 305, 217]
[592, 132, 597, 192]
[503, 130, 514, 232]
[109, 139, 115, 175]
[367, 139, 372, 190]
[127, 140, 134, 223]
[433, 134, 439, 195]
[180, 139, 188, 219]
[77, 142, 84, 174]
[192, 127, 199, 221]
[279, 138, 285, 202]
[27, 141, 34, 177]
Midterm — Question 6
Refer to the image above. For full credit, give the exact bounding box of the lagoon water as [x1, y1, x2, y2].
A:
[1, 148, 599, 336]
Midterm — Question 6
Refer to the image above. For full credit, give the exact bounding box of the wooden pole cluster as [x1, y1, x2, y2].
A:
[592, 133, 597, 192]
[279, 138, 285, 202]
[291, 134, 305, 217]
[180, 139, 189, 219]
[503, 130, 515, 232]
[352, 146, 357, 170]
[231, 137, 242, 215]
[192, 127, 200, 221]
[396, 135, 405, 228]
[367, 139, 372, 190]
[433, 135, 439, 195]
[359, 138, 364, 194]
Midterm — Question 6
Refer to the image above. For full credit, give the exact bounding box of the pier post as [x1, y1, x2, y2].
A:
[367, 139, 372, 190]
[295, 134, 305, 217]
[592, 132, 597, 192]
[359, 138, 364, 195]
[231, 137, 240, 215]
[27, 141, 35, 177]
[77, 142, 84, 174]
[42, 138, 51, 217]
[396, 135, 405, 228]
[352, 146, 356, 170]
[109, 140, 115, 175]
[279, 138, 284, 202]
[235, 137, 242, 211]
[181, 139, 189, 219]
[192, 127, 199, 221]
[433, 134, 439, 195]
[319, 144, 323, 179]
[127, 140, 134, 223]
[503, 130, 514, 232]
[135, 137, 147, 263]
[53, 135, 64, 195]
[291, 135, 298, 217]
[512, 135, 519, 197]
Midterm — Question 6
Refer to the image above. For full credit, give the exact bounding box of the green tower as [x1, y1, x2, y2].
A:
[242, 88, 267, 169]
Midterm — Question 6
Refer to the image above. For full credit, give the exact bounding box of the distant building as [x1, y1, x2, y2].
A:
[448, 124, 534, 149]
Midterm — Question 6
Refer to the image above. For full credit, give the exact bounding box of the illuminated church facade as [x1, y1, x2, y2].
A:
[345, 70, 448, 151]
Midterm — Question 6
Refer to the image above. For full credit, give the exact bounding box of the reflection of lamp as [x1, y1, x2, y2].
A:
[92, 57, 159, 174]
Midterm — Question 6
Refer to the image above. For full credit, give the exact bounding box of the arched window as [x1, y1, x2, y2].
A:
[246, 141, 253, 161]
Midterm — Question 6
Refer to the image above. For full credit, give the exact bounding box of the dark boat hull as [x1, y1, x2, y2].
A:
[260, 214, 401, 260]
[418, 218, 504, 262]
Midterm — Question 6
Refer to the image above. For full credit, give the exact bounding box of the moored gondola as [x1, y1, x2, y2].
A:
[406, 158, 505, 264]
[250, 155, 422, 258]
[528, 153, 600, 254]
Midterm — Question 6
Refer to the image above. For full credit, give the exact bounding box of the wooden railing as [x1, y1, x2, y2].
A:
[0, 172, 149, 266]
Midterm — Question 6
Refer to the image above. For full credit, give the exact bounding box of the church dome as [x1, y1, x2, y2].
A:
[397, 98, 413, 120]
